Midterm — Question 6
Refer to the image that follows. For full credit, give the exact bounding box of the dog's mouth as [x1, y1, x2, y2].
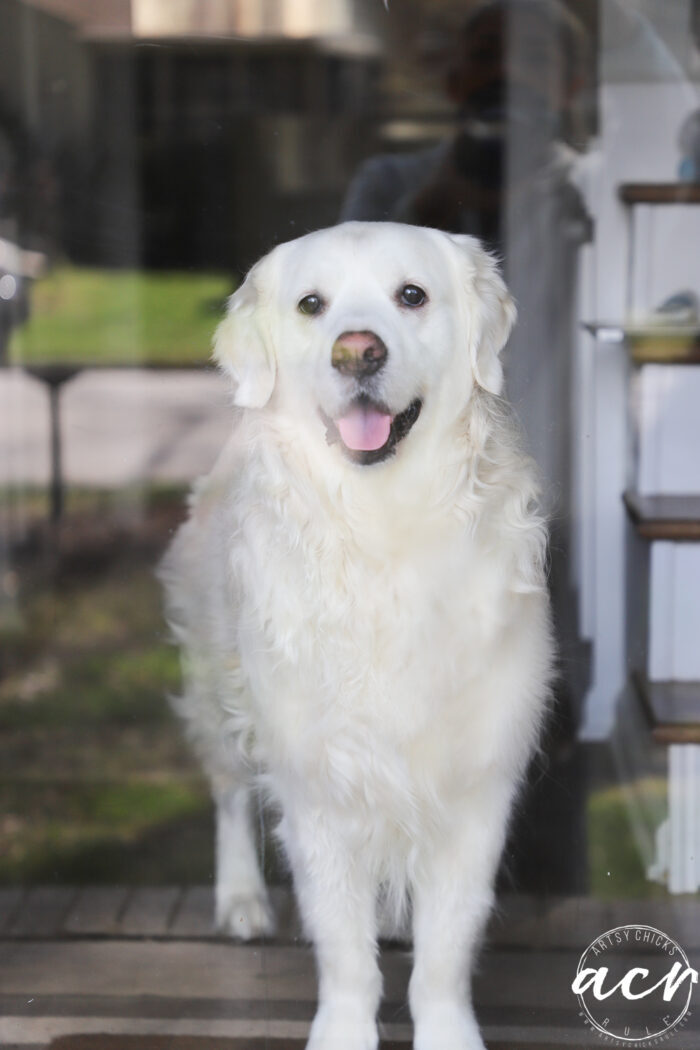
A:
[320, 396, 423, 465]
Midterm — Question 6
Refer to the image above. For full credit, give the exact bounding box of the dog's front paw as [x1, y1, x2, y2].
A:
[413, 1003, 486, 1050]
[216, 890, 276, 940]
[306, 1001, 378, 1050]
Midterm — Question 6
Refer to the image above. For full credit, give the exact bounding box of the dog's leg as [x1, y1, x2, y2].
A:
[281, 809, 381, 1050]
[409, 776, 514, 1050]
[214, 782, 275, 939]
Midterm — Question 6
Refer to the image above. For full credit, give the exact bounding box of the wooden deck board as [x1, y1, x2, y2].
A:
[63, 889, 130, 936]
[118, 888, 182, 937]
[168, 887, 216, 938]
[2, 941, 700, 1048]
[0, 888, 25, 933]
[4, 887, 700, 946]
[3, 891, 700, 1050]
[7, 888, 78, 938]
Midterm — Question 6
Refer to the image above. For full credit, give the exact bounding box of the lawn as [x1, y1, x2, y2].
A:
[9, 266, 233, 366]
[0, 488, 217, 884]
[587, 778, 668, 899]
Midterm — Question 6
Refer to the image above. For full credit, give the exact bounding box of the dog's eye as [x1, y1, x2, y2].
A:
[399, 284, 427, 308]
[297, 293, 325, 316]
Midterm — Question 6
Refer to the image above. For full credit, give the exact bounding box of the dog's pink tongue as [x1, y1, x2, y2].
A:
[336, 404, 392, 452]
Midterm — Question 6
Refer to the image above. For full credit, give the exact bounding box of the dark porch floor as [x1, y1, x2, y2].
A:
[2, 885, 700, 1049]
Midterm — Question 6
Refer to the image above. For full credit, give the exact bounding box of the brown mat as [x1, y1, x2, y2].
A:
[48, 1037, 552, 1050]
[48, 1039, 410, 1050]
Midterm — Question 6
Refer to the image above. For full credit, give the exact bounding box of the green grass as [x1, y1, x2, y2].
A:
[0, 780, 212, 884]
[0, 491, 217, 884]
[9, 265, 233, 365]
[587, 779, 668, 899]
[0, 646, 181, 731]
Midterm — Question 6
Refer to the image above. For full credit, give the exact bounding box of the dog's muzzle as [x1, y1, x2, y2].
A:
[322, 330, 421, 465]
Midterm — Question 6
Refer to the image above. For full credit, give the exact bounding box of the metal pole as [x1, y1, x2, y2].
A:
[48, 378, 63, 524]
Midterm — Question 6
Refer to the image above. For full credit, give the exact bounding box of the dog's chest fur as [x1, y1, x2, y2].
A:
[224, 443, 545, 824]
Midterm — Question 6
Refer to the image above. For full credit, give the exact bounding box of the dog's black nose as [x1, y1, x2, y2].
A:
[331, 331, 388, 378]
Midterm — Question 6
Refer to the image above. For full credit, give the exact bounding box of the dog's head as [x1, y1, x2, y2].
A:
[214, 222, 515, 467]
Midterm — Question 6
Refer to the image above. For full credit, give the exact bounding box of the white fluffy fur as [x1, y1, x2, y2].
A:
[160, 222, 553, 1050]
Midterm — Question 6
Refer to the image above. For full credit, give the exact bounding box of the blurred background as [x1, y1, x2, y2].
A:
[1, 0, 700, 980]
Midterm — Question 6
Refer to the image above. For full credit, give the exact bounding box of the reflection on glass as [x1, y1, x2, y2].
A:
[0, 0, 699, 1046]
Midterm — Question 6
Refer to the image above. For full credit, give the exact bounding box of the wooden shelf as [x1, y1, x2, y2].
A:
[629, 339, 700, 364]
[584, 322, 700, 362]
[633, 672, 700, 744]
[624, 492, 700, 541]
[619, 183, 700, 205]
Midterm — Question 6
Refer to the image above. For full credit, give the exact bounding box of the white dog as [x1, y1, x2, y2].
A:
[160, 221, 553, 1050]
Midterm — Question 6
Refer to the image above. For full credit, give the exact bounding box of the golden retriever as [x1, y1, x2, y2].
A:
[161, 221, 553, 1050]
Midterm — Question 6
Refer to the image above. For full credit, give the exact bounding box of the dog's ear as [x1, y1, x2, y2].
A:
[447, 234, 516, 396]
[213, 257, 277, 408]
